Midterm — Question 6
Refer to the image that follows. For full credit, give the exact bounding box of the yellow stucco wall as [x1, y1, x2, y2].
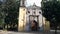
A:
[44, 21, 50, 32]
[18, 7, 26, 31]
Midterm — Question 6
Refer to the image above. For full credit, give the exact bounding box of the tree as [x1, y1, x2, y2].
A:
[4, 0, 19, 30]
[42, 1, 60, 34]
[0, 0, 20, 30]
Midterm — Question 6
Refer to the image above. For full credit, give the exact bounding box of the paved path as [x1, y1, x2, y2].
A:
[0, 31, 43, 34]
[0, 30, 60, 34]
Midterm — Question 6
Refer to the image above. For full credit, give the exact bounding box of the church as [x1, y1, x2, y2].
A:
[26, 3, 45, 31]
[18, 0, 50, 31]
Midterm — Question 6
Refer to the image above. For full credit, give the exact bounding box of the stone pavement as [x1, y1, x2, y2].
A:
[0, 30, 60, 34]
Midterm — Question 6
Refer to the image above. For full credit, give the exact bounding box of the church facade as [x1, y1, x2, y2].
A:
[26, 4, 45, 31]
[18, 0, 50, 32]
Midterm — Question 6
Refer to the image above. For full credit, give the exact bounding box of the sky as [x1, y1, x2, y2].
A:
[25, 0, 42, 7]
[0, 0, 6, 3]
[0, 0, 3, 1]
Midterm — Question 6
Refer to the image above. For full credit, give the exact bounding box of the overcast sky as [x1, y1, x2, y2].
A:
[25, 0, 42, 7]
[0, 0, 2, 1]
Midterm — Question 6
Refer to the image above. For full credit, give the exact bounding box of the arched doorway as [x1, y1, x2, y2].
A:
[29, 15, 39, 31]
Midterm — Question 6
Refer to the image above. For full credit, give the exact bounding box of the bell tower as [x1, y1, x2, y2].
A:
[18, 0, 27, 31]
[20, 0, 25, 7]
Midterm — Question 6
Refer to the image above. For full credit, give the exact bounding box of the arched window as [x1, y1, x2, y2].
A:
[23, 9, 25, 11]
[28, 11, 30, 13]
[39, 11, 41, 14]
[34, 11, 36, 14]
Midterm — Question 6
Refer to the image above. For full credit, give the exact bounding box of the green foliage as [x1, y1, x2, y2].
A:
[0, 0, 20, 26]
[0, 19, 3, 24]
[5, 0, 19, 24]
[42, 1, 60, 26]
